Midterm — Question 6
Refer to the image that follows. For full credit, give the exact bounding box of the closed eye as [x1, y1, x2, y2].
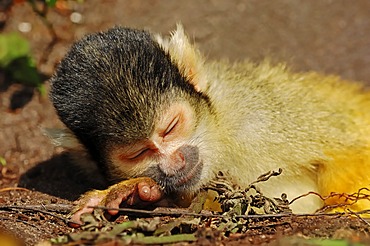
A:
[127, 148, 149, 160]
[164, 116, 179, 136]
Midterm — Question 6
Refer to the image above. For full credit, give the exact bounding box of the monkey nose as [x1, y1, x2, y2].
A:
[159, 150, 186, 176]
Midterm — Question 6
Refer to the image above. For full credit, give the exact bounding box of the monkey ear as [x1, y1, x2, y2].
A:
[43, 128, 84, 151]
[43, 128, 107, 187]
[155, 24, 208, 92]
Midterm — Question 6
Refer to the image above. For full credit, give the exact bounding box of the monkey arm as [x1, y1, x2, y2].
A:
[68, 177, 163, 227]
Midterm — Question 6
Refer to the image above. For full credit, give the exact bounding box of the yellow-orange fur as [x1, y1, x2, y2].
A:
[158, 25, 370, 213]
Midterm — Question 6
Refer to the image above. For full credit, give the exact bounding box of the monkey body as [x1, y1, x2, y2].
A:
[50, 26, 370, 221]
[200, 61, 370, 211]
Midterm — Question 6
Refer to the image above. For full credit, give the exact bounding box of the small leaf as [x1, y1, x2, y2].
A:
[45, 0, 57, 7]
[253, 168, 283, 184]
[108, 221, 138, 236]
[126, 233, 197, 244]
[154, 220, 181, 236]
[189, 189, 208, 213]
[0, 157, 6, 166]
[0, 33, 30, 67]
[37, 84, 47, 96]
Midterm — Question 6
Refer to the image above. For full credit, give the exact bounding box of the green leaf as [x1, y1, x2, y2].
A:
[108, 221, 138, 236]
[37, 84, 47, 96]
[0, 33, 30, 67]
[0, 157, 6, 166]
[45, 0, 57, 7]
[123, 234, 197, 244]
[154, 220, 181, 236]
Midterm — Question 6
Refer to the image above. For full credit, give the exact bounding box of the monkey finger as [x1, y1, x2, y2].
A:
[105, 188, 135, 215]
[137, 182, 163, 202]
[109, 182, 162, 207]
[69, 191, 106, 227]
[68, 207, 93, 228]
[125, 185, 151, 206]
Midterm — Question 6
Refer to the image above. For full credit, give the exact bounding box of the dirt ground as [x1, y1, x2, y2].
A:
[1, 1, 370, 245]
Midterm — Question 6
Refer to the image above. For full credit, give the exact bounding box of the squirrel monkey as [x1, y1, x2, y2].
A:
[50, 25, 370, 224]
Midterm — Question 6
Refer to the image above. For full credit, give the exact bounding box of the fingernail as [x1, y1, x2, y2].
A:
[68, 220, 82, 228]
[142, 185, 150, 194]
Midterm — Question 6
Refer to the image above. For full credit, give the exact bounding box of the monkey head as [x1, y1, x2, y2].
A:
[50, 26, 215, 197]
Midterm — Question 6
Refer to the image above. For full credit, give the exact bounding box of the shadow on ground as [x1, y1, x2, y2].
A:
[18, 153, 106, 201]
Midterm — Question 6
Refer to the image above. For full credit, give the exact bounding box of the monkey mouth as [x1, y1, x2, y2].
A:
[141, 145, 203, 194]
[143, 159, 203, 194]
[158, 158, 203, 193]
[174, 159, 203, 187]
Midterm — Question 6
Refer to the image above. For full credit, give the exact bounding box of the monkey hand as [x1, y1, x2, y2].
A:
[68, 177, 162, 227]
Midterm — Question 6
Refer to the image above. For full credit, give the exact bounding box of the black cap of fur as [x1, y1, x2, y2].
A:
[50, 27, 206, 162]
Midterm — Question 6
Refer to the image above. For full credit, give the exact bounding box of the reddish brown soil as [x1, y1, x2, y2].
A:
[1, 1, 370, 245]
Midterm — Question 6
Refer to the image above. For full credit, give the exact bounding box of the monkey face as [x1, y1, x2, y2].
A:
[108, 102, 204, 194]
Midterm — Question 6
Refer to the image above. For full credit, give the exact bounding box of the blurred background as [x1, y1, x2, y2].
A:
[2, 0, 370, 83]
